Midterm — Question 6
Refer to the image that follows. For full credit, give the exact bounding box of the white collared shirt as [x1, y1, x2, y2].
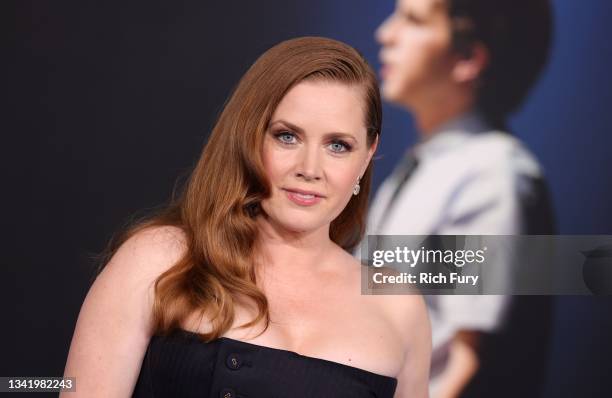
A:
[360, 110, 552, 386]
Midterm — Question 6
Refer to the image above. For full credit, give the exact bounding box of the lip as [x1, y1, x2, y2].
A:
[380, 62, 391, 79]
[282, 188, 325, 206]
[283, 187, 325, 197]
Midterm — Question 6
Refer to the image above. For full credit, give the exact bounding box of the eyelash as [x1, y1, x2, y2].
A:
[330, 140, 352, 152]
[273, 131, 353, 153]
[275, 131, 298, 145]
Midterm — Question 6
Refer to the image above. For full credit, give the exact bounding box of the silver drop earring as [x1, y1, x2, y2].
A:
[353, 178, 361, 196]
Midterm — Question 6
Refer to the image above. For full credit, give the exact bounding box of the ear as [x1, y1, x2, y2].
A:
[362, 134, 380, 177]
[451, 42, 489, 84]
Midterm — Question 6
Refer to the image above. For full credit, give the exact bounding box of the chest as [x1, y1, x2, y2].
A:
[225, 281, 405, 378]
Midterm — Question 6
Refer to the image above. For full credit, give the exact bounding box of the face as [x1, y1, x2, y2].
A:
[260, 80, 377, 235]
[376, 0, 455, 107]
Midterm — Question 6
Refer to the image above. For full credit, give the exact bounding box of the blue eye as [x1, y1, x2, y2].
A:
[275, 131, 297, 144]
[329, 140, 352, 153]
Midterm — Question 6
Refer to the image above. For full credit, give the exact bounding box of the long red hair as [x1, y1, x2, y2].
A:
[98, 37, 382, 340]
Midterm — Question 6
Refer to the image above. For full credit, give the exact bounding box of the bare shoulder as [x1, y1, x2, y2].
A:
[106, 225, 188, 277]
[94, 224, 188, 312]
[330, 250, 431, 395]
[91, 224, 189, 337]
[336, 249, 429, 337]
[368, 280, 431, 397]
[376, 287, 431, 397]
[366, 274, 430, 338]
[61, 225, 188, 397]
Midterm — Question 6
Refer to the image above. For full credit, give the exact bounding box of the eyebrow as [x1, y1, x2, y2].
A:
[269, 119, 359, 143]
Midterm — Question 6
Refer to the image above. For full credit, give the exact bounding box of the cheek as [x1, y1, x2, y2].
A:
[324, 164, 362, 222]
[327, 162, 360, 199]
[398, 30, 449, 74]
[262, 145, 292, 183]
[388, 38, 452, 103]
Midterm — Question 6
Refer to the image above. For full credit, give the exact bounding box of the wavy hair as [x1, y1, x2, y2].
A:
[97, 37, 382, 341]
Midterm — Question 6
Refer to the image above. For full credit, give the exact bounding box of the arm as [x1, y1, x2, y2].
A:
[430, 331, 480, 398]
[394, 294, 432, 398]
[61, 226, 186, 397]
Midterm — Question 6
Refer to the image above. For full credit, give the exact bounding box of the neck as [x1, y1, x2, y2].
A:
[411, 89, 475, 138]
[253, 214, 336, 279]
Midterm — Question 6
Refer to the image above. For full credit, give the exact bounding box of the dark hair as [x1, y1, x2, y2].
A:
[444, 0, 552, 126]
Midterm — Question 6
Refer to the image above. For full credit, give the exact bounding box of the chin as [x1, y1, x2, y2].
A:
[262, 207, 327, 234]
[380, 80, 404, 104]
[383, 84, 416, 110]
[277, 218, 325, 234]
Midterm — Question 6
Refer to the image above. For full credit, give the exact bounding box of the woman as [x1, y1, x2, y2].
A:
[62, 37, 431, 398]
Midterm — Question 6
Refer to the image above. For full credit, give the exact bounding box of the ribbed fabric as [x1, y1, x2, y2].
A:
[133, 329, 398, 398]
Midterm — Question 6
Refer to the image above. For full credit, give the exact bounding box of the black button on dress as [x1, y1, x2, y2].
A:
[132, 329, 398, 397]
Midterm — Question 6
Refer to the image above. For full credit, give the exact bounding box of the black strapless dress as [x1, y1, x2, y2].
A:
[132, 329, 398, 397]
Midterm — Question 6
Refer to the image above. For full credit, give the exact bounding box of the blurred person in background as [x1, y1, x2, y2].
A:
[369, 0, 555, 397]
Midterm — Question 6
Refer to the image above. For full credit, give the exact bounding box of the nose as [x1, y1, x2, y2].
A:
[295, 145, 322, 181]
[375, 14, 395, 46]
